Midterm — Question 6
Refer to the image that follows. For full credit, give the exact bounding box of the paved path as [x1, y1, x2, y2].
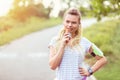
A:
[0, 18, 100, 80]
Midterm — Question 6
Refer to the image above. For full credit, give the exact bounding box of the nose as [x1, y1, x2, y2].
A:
[68, 22, 72, 28]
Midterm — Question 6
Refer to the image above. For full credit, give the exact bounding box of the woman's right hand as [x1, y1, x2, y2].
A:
[61, 33, 71, 46]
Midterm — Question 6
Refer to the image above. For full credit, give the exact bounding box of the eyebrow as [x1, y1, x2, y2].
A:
[66, 20, 77, 24]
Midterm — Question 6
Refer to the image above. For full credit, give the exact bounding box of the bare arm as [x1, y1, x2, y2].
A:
[89, 46, 107, 73]
[49, 33, 71, 70]
[49, 44, 65, 70]
[79, 46, 107, 76]
[91, 55, 107, 73]
[79, 56, 107, 76]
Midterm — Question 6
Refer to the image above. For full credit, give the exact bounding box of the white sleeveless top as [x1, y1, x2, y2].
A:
[49, 37, 92, 80]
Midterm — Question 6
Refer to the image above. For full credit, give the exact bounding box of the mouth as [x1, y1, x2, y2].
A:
[69, 29, 73, 32]
[66, 28, 73, 31]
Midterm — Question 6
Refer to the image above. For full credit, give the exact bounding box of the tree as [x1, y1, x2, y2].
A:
[8, 0, 49, 21]
[90, 0, 120, 21]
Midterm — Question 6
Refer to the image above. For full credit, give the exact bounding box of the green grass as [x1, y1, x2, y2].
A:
[83, 19, 120, 80]
[0, 17, 62, 45]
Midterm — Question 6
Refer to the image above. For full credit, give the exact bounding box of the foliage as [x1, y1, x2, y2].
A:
[8, 0, 49, 21]
[90, 0, 120, 21]
[79, 6, 93, 18]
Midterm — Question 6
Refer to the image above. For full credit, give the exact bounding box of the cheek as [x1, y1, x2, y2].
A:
[73, 26, 79, 31]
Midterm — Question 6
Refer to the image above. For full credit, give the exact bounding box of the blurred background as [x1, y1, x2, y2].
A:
[0, 0, 120, 80]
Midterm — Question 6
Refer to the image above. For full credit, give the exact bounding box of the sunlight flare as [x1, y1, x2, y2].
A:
[0, 0, 13, 16]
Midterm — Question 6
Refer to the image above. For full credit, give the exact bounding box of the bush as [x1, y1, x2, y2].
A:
[83, 19, 119, 55]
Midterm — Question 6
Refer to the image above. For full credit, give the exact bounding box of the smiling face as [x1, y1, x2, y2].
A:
[63, 14, 80, 34]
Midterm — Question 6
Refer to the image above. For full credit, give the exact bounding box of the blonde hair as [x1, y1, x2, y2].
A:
[55, 8, 82, 51]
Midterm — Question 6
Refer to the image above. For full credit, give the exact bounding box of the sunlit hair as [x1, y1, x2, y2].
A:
[55, 8, 82, 51]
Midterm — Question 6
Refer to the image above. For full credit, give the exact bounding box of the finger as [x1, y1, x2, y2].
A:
[79, 69, 85, 73]
[79, 71, 84, 74]
[79, 70, 84, 74]
[65, 34, 71, 38]
[64, 33, 71, 38]
[79, 71, 85, 76]
[79, 67, 84, 71]
[64, 35, 69, 39]
[81, 73, 86, 76]
[64, 37, 71, 42]
[80, 71, 88, 76]
[64, 33, 69, 36]
[64, 36, 68, 38]
[79, 67, 83, 69]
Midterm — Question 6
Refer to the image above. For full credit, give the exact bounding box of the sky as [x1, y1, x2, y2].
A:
[0, 0, 13, 16]
[0, 0, 62, 17]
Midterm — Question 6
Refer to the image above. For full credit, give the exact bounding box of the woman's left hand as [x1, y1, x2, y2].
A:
[79, 67, 90, 76]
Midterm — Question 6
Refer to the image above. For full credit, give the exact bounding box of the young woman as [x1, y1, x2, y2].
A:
[48, 8, 107, 80]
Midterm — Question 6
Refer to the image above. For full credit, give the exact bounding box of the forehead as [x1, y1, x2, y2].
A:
[64, 14, 79, 22]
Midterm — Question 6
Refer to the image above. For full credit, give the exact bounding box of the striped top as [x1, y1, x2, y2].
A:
[49, 37, 92, 80]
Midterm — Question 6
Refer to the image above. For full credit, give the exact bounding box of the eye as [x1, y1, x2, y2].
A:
[66, 20, 70, 23]
[72, 21, 77, 24]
